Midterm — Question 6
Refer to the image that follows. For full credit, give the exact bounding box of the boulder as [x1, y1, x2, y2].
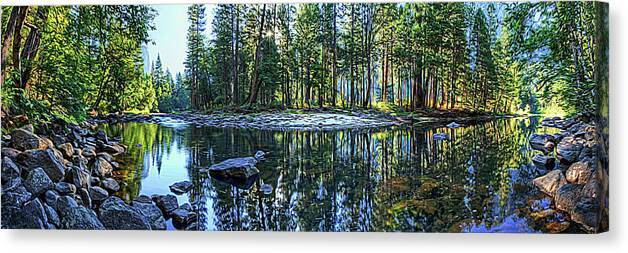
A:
[566, 161, 594, 184]
[169, 181, 193, 195]
[556, 137, 584, 164]
[78, 188, 92, 208]
[91, 157, 113, 178]
[134, 195, 153, 204]
[1, 184, 32, 209]
[55, 195, 78, 214]
[152, 194, 179, 216]
[96, 130, 109, 143]
[57, 143, 74, 159]
[44, 203, 60, 228]
[531, 154, 555, 170]
[170, 207, 191, 229]
[570, 197, 601, 233]
[55, 182, 77, 195]
[2, 147, 22, 160]
[24, 167, 55, 196]
[88, 186, 109, 202]
[1, 157, 20, 183]
[555, 184, 583, 213]
[98, 196, 151, 230]
[102, 144, 124, 155]
[44, 190, 59, 208]
[100, 178, 120, 192]
[132, 200, 166, 230]
[59, 206, 105, 230]
[97, 152, 114, 163]
[10, 128, 48, 151]
[17, 149, 66, 182]
[529, 134, 554, 153]
[66, 166, 91, 189]
[82, 146, 96, 157]
[532, 170, 567, 197]
[205, 152, 265, 188]
[2, 198, 48, 229]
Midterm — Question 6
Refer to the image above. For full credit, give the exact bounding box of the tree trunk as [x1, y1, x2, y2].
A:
[247, 4, 267, 105]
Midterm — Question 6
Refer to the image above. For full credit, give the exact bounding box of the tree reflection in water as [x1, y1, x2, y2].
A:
[103, 116, 560, 232]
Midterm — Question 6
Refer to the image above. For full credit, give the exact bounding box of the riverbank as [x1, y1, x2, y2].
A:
[1, 120, 196, 230]
[528, 116, 608, 233]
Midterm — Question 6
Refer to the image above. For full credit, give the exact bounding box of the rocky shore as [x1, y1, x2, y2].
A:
[1, 120, 198, 230]
[528, 116, 608, 233]
[88, 109, 404, 131]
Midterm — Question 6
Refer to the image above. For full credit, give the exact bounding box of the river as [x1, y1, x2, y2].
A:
[101, 116, 564, 232]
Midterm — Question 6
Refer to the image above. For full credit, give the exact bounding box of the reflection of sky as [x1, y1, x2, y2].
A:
[138, 133, 191, 206]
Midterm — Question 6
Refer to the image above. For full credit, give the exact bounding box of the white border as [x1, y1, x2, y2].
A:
[1, 0, 626, 252]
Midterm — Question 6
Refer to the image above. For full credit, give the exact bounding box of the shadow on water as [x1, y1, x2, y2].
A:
[101, 116, 564, 232]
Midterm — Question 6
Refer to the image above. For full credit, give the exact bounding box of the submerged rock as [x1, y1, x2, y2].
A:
[533, 170, 567, 198]
[169, 181, 193, 195]
[529, 134, 554, 153]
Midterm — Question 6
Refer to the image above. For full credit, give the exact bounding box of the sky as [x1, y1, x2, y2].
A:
[146, 4, 215, 76]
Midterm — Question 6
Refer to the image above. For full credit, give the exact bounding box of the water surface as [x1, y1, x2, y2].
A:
[103, 116, 561, 232]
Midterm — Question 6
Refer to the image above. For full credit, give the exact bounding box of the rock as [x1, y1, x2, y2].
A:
[1, 157, 20, 183]
[88, 186, 109, 202]
[55, 195, 78, 214]
[433, 133, 450, 140]
[134, 195, 153, 204]
[179, 203, 192, 211]
[44, 190, 60, 208]
[446, 122, 461, 128]
[44, 203, 60, 228]
[556, 137, 584, 164]
[100, 178, 120, 192]
[1, 184, 32, 209]
[59, 206, 104, 230]
[98, 196, 151, 230]
[531, 154, 555, 170]
[96, 130, 109, 143]
[566, 161, 594, 184]
[17, 149, 66, 182]
[10, 128, 48, 151]
[205, 152, 264, 185]
[555, 184, 583, 213]
[55, 182, 77, 195]
[132, 200, 166, 230]
[57, 143, 74, 159]
[169, 181, 193, 195]
[570, 197, 601, 233]
[3, 198, 49, 229]
[546, 221, 571, 233]
[24, 167, 55, 196]
[102, 144, 124, 155]
[66, 166, 91, 189]
[82, 146, 96, 157]
[170, 208, 191, 229]
[90, 176, 101, 186]
[529, 134, 553, 153]
[2, 147, 22, 160]
[91, 157, 113, 178]
[533, 170, 567, 197]
[97, 152, 113, 163]
[152, 194, 178, 216]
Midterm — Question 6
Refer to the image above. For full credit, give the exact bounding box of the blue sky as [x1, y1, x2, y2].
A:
[146, 4, 215, 76]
